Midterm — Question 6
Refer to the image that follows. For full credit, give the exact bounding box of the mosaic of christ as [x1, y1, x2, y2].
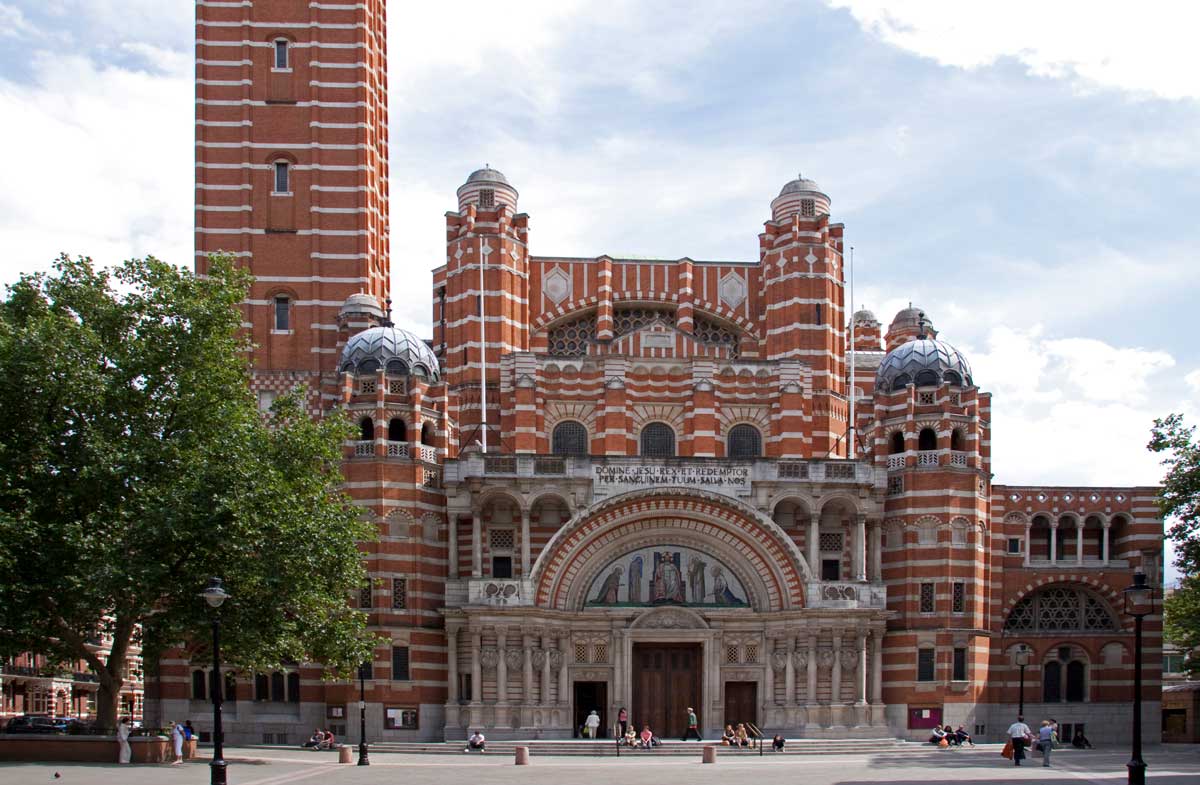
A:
[585, 545, 747, 607]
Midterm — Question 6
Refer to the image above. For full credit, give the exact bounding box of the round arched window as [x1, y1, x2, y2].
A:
[551, 421, 588, 456]
[727, 424, 762, 458]
[640, 422, 675, 458]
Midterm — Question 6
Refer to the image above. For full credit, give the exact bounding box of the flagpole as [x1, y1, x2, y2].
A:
[848, 245, 856, 459]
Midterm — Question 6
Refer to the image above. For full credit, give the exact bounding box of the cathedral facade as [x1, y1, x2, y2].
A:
[154, 0, 1163, 745]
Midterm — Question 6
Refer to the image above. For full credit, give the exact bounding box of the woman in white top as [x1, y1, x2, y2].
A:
[584, 710, 601, 738]
[170, 721, 184, 765]
[116, 718, 131, 764]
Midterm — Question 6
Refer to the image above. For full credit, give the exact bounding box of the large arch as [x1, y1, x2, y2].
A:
[531, 488, 811, 612]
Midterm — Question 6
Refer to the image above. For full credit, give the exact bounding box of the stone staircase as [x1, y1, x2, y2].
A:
[364, 737, 919, 756]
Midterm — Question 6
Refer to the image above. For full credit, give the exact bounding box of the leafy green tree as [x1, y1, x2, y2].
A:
[0, 255, 375, 731]
[1150, 413, 1200, 675]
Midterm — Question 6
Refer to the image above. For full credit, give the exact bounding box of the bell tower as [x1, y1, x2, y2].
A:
[195, 0, 390, 375]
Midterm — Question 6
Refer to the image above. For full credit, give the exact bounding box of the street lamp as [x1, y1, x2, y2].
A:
[1012, 644, 1032, 716]
[199, 577, 230, 785]
[1123, 571, 1155, 785]
[357, 661, 370, 766]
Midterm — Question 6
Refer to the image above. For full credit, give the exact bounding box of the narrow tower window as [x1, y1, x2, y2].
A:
[273, 161, 290, 194]
[273, 39, 289, 70]
[918, 427, 937, 451]
[478, 188, 495, 208]
[800, 198, 815, 217]
[273, 295, 290, 330]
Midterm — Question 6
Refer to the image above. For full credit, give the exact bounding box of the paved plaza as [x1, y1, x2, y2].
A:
[1, 745, 1197, 785]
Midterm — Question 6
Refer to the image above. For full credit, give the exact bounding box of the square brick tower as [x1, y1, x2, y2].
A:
[195, 0, 390, 378]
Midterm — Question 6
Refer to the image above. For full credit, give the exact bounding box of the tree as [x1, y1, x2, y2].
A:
[1150, 413, 1200, 675]
[0, 255, 375, 730]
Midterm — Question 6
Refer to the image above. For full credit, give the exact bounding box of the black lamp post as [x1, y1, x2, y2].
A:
[357, 662, 370, 766]
[1012, 644, 1032, 716]
[1123, 571, 1154, 785]
[200, 578, 230, 785]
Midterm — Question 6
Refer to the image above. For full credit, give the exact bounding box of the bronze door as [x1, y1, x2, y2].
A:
[632, 643, 702, 739]
[724, 681, 757, 727]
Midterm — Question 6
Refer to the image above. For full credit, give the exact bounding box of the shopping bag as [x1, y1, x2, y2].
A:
[938, 738, 949, 748]
[1001, 740, 1014, 759]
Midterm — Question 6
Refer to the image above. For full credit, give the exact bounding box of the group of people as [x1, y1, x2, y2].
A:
[1006, 715, 1091, 767]
[720, 723, 754, 748]
[610, 706, 700, 747]
[301, 728, 338, 750]
[928, 724, 975, 747]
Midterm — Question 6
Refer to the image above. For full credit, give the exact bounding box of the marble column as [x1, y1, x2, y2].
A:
[784, 637, 795, 705]
[447, 627, 460, 704]
[855, 514, 867, 581]
[764, 637, 775, 709]
[541, 634, 553, 708]
[471, 511, 482, 577]
[520, 509, 531, 576]
[870, 629, 883, 705]
[522, 634, 534, 710]
[1049, 521, 1058, 564]
[1075, 519, 1084, 564]
[496, 628, 508, 705]
[870, 522, 882, 581]
[448, 514, 459, 578]
[1102, 520, 1111, 564]
[1024, 522, 1031, 567]
[805, 633, 818, 706]
[831, 635, 842, 705]
[855, 633, 868, 705]
[470, 631, 482, 704]
[807, 515, 820, 580]
[558, 634, 570, 706]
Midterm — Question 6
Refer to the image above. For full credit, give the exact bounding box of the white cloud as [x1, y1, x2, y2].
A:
[827, 0, 1200, 100]
[1186, 369, 1200, 395]
[0, 3, 35, 38]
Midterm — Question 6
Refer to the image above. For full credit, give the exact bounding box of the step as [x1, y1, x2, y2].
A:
[363, 738, 919, 756]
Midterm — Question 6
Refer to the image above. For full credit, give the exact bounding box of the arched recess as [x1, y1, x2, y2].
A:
[1002, 582, 1124, 634]
[531, 488, 810, 612]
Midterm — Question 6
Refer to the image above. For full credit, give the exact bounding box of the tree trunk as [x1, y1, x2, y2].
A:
[95, 670, 125, 734]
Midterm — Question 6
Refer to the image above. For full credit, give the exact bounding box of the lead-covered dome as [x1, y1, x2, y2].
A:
[340, 326, 440, 381]
[457, 166, 519, 211]
[771, 172, 831, 221]
[874, 337, 973, 393]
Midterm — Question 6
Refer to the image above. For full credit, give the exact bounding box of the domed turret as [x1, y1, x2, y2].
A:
[340, 326, 441, 381]
[456, 166, 519, 212]
[852, 308, 883, 352]
[339, 292, 385, 321]
[875, 337, 973, 393]
[770, 172, 831, 221]
[885, 305, 939, 350]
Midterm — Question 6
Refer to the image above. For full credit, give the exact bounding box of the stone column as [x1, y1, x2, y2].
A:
[764, 637, 775, 708]
[870, 522, 882, 581]
[784, 637, 795, 705]
[805, 633, 818, 706]
[1024, 521, 1031, 567]
[496, 628, 508, 705]
[470, 631, 482, 704]
[557, 633, 570, 706]
[541, 634, 553, 708]
[1049, 521, 1058, 564]
[807, 515, 819, 579]
[831, 635, 842, 705]
[871, 629, 883, 704]
[471, 511, 482, 577]
[855, 514, 867, 581]
[1075, 519, 1084, 564]
[1102, 519, 1111, 564]
[523, 634, 534, 710]
[448, 514, 459, 578]
[855, 633, 868, 705]
[447, 627, 460, 704]
[520, 509, 531, 576]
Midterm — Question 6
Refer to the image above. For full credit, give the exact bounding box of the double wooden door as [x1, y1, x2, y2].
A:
[632, 643, 702, 739]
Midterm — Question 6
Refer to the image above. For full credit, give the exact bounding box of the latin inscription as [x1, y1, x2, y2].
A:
[593, 463, 751, 497]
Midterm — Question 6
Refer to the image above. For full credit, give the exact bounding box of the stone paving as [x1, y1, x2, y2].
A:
[0, 744, 1197, 785]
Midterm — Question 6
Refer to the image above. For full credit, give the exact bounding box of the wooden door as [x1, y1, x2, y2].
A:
[633, 643, 702, 739]
[724, 681, 757, 727]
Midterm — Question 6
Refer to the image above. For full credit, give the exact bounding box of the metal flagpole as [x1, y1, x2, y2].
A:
[479, 238, 487, 453]
[848, 246, 856, 459]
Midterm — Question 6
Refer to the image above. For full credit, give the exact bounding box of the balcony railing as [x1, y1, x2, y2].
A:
[353, 440, 374, 457]
[416, 444, 438, 463]
[886, 454, 905, 471]
[386, 441, 409, 458]
[805, 581, 887, 609]
[466, 579, 531, 607]
[950, 451, 969, 467]
[916, 451, 939, 467]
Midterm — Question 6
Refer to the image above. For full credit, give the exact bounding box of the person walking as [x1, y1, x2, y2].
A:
[1038, 720, 1054, 767]
[617, 706, 628, 738]
[682, 707, 701, 741]
[1006, 715, 1032, 766]
[170, 721, 185, 765]
[584, 709, 601, 739]
[116, 717, 132, 764]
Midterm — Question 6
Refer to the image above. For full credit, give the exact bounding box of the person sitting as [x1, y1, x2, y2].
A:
[772, 734, 785, 752]
[734, 723, 751, 748]
[638, 725, 658, 748]
[1072, 729, 1093, 749]
[320, 729, 336, 750]
[929, 726, 948, 745]
[721, 725, 736, 746]
[942, 725, 960, 746]
[954, 726, 975, 747]
[302, 729, 324, 749]
[465, 730, 486, 753]
[623, 727, 637, 747]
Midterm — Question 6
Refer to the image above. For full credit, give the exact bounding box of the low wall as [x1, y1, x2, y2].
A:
[0, 735, 172, 763]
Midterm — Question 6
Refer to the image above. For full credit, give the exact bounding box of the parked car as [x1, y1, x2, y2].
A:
[3, 716, 72, 734]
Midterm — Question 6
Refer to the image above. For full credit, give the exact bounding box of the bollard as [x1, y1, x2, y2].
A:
[702, 745, 717, 764]
[338, 745, 353, 764]
[514, 745, 530, 765]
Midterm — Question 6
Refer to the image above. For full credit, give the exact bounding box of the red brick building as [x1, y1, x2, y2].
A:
[150, 0, 1163, 745]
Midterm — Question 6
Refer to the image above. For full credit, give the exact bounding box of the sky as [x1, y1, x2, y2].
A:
[0, 1, 1196, 579]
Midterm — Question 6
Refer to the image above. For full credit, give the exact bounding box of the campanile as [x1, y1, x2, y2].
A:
[195, 0, 390, 375]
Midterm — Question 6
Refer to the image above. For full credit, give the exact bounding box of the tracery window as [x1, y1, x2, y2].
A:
[640, 422, 675, 458]
[1003, 586, 1118, 633]
[727, 424, 762, 458]
[551, 420, 588, 456]
[546, 314, 596, 356]
[693, 316, 740, 356]
[612, 307, 673, 337]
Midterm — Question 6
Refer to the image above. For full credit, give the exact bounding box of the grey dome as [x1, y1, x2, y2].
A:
[852, 308, 878, 323]
[465, 167, 510, 186]
[340, 326, 440, 381]
[778, 176, 826, 197]
[339, 293, 384, 318]
[875, 338, 973, 393]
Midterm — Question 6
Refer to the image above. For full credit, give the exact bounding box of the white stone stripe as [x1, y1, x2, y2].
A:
[197, 142, 369, 150]
[197, 99, 370, 107]
[198, 21, 366, 30]
[197, 228, 371, 235]
[197, 39, 368, 50]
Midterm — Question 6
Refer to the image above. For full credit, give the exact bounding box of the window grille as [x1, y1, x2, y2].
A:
[360, 379, 377, 394]
[950, 392, 961, 405]
[819, 532, 843, 552]
[489, 529, 514, 551]
[800, 199, 815, 217]
[952, 525, 968, 545]
[534, 456, 566, 474]
[575, 643, 588, 664]
[917, 648, 936, 682]
[918, 523, 937, 545]
[726, 645, 740, 664]
[274, 39, 289, 69]
[744, 644, 758, 663]
[388, 378, 406, 395]
[887, 476, 904, 495]
[360, 584, 372, 609]
[918, 391, 936, 405]
[551, 421, 588, 456]
[727, 424, 762, 458]
[920, 582, 935, 613]
[478, 188, 495, 208]
[952, 582, 965, 613]
[640, 422, 675, 457]
[391, 578, 407, 610]
[778, 462, 809, 479]
[593, 642, 608, 663]
[274, 161, 289, 193]
[1003, 587, 1118, 632]
[826, 463, 856, 479]
[612, 307, 673, 337]
[693, 316, 740, 356]
[391, 646, 410, 681]
[546, 314, 596, 356]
